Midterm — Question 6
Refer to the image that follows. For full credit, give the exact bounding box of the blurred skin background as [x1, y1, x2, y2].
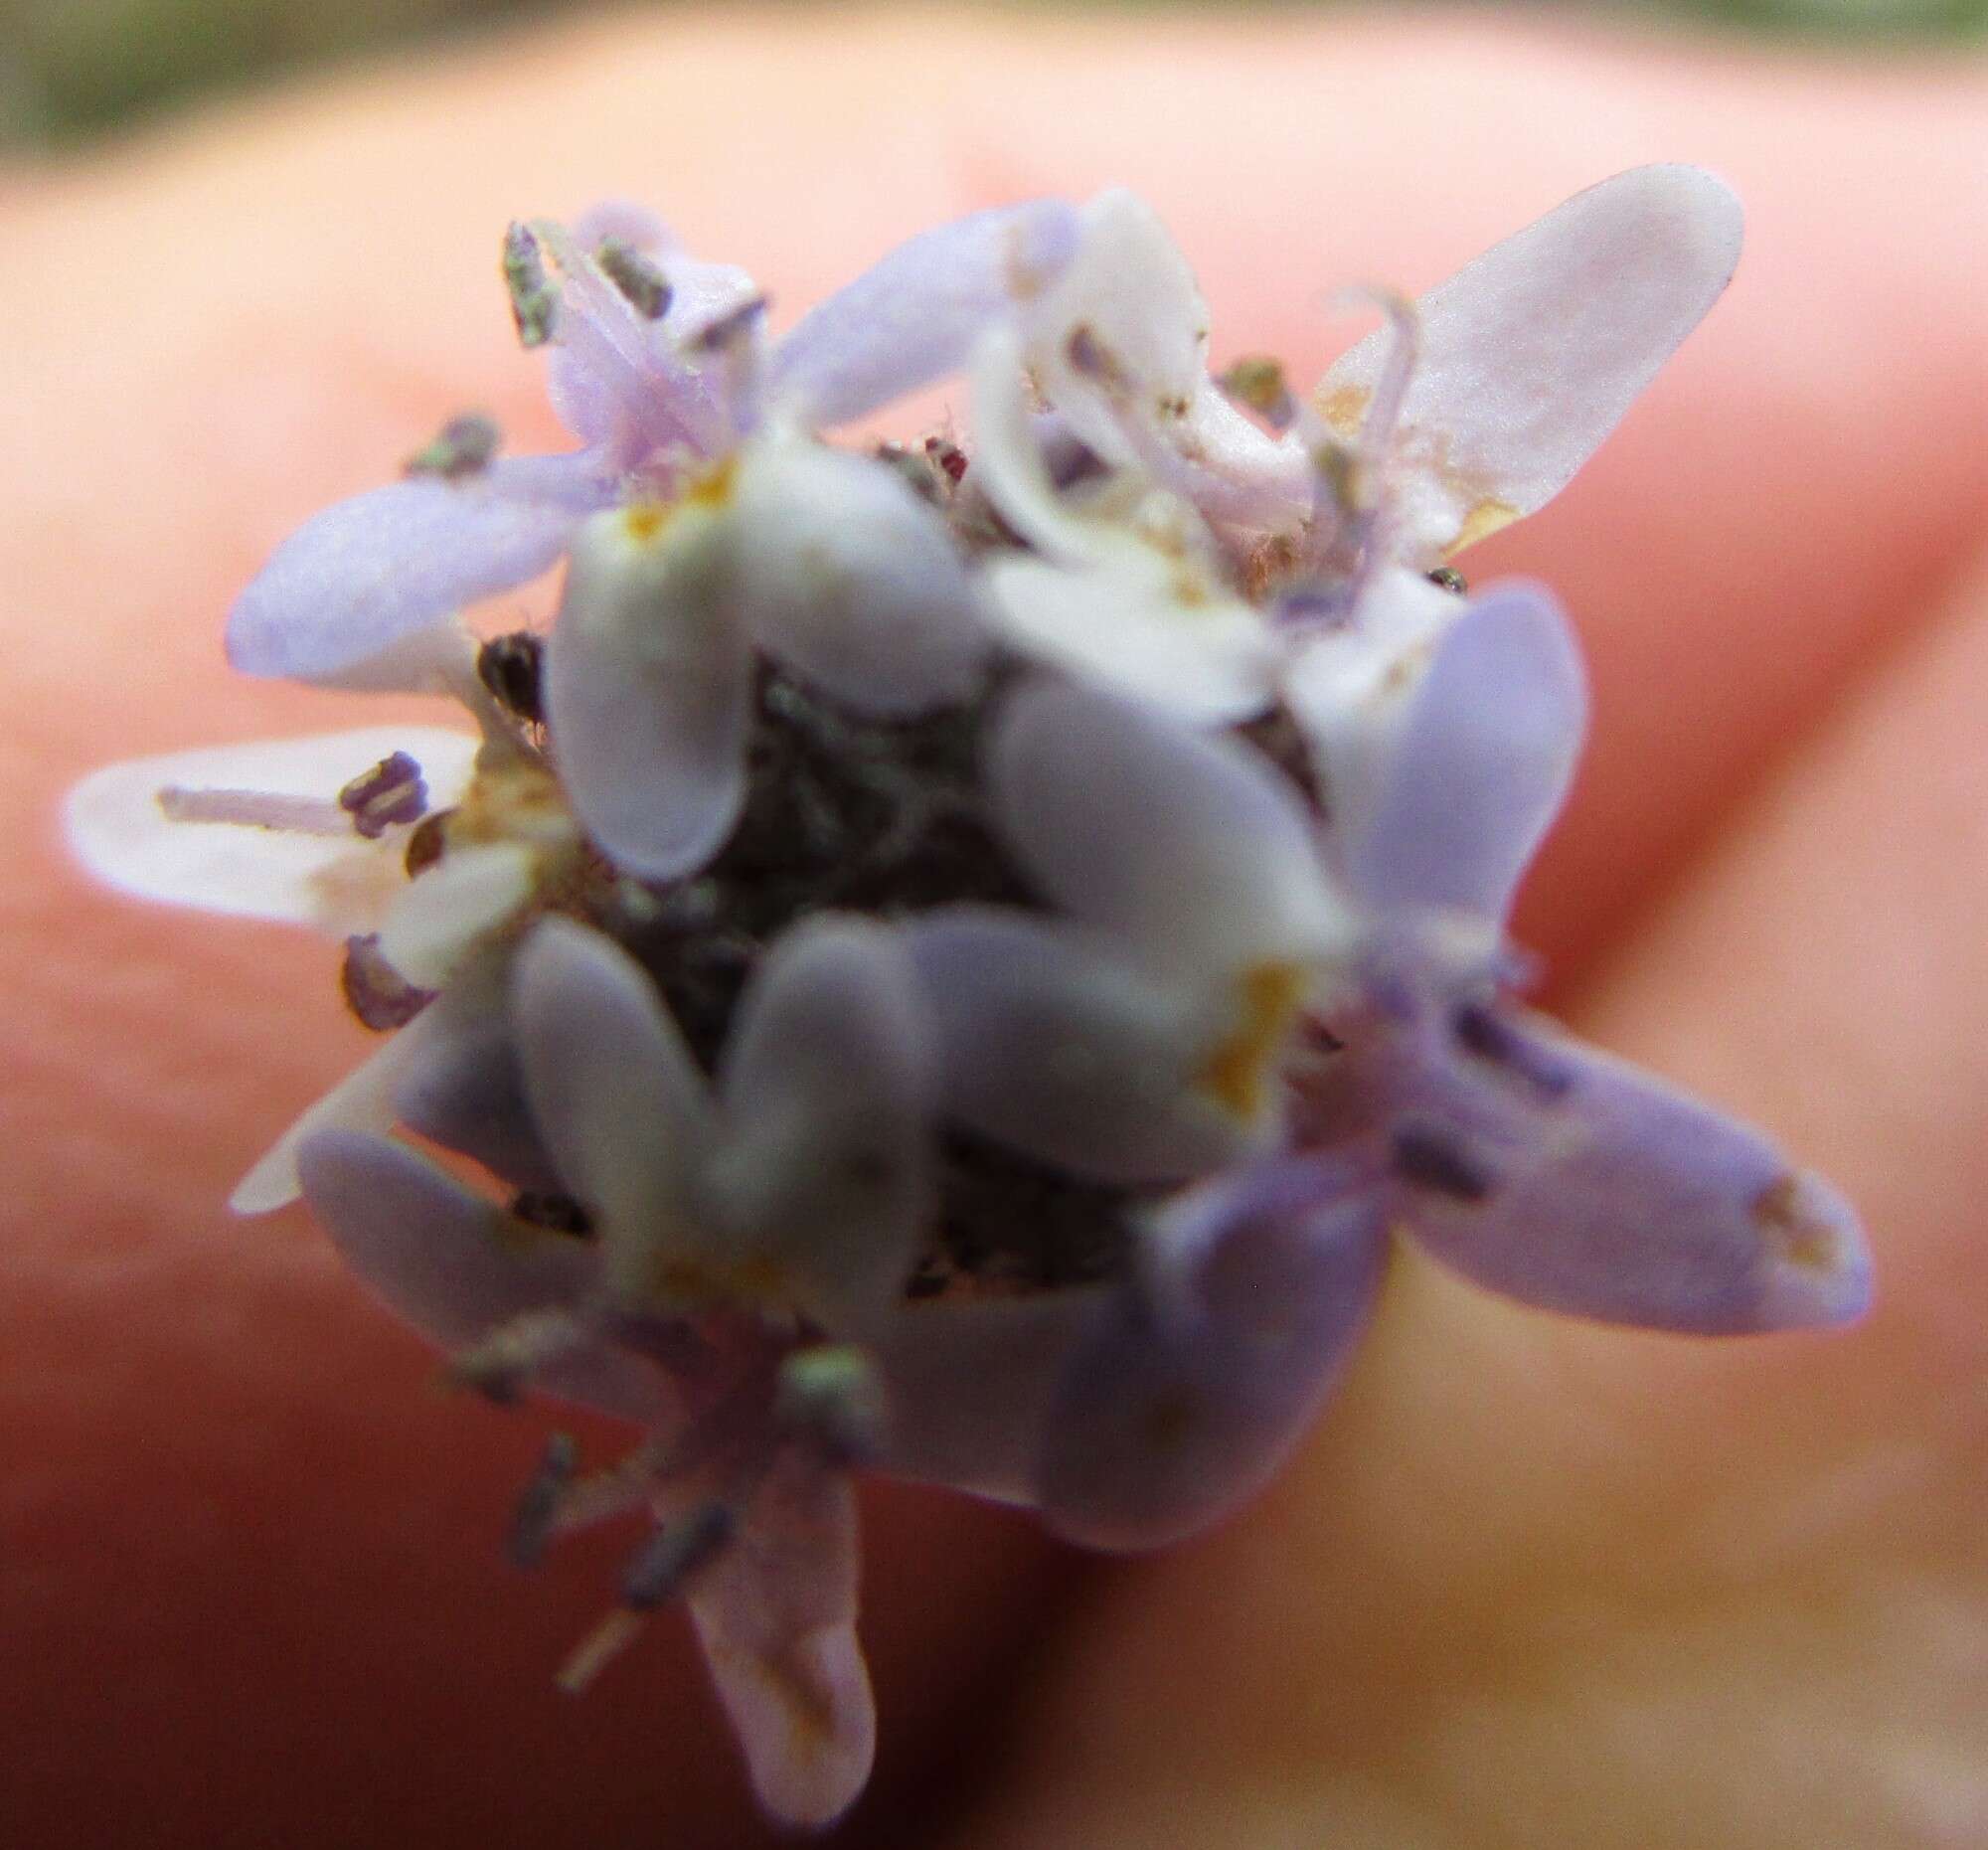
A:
[4, 3, 1986, 1848]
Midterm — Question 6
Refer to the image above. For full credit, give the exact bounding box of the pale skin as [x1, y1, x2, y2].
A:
[4, 14, 1985, 1847]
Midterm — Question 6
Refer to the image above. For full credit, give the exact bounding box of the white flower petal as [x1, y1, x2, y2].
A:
[729, 439, 989, 717]
[545, 500, 753, 882]
[511, 920, 713, 1290]
[1028, 190, 1206, 468]
[983, 552, 1276, 724]
[708, 919, 934, 1327]
[65, 727, 479, 927]
[967, 327, 1112, 566]
[990, 677, 1350, 974]
[375, 840, 537, 989]
[297, 1129, 671, 1423]
[909, 909, 1268, 1184]
[1315, 164, 1743, 564]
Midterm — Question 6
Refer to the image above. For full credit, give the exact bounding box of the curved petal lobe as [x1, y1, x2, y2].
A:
[730, 441, 989, 717]
[511, 920, 711, 1284]
[1339, 581, 1587, 923]
[1041, 1158, 1388, 1550]
[1316, 164, 1743, 564]
[226, 454, 611, 680]
[908, 909, 1261, 1184]
[990, 677, 1349, 972]
[765, 200, 1080, 427]
[546, 501, 752, 882]
[711, 918, 936, 1327]
[687, 1455, 874, 1828]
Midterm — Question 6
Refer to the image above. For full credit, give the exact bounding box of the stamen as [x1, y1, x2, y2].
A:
[554, 1504, 736, 1694]
[1390, 1122, 1495, 1202]
[775, 1345, 887, 1467]
[337, 752, 428, 839]
[555, 1610, 645, 1695]
[1217, 356, 1296, 431]
[501, 222, 558, 349]
[691, 295, 767, 417]
[155, 786, 351, 834]
[924, 434, 968, 484]
[691, 294, 768, 356]
[444, 1308, 581, 1405]
[402, 413, 501, 481]
[339, 932, 433, 1031]
[507, 1432, 579, 1569]
[595, 238, 672, 319]
[1335, 286, 1420, 464]
[1449, 1003, 1574, 1100]
[1065, 322, 1132, 395]
[621, 1503, 735, 1610]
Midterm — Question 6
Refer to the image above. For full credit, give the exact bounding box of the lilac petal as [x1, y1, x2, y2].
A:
[375, 841, 537, 989]
[511, 920, 712, 1295]
[296, 1130, 668, 1423]
[1377, 1002, 1873, 1333]
[730, 440, 989, 717]
[687, 1452, 873, 1827]
[710, 919, 934, 1327]
[535, 222, 731, 458]
[64, 726, 477, 927]
[869, 1288, 1110, 1503]
[1339, 582, 1587, 923]
[545, 502, 752, 881]
[225, 454, 613, 681]
[391, 963, 562, 1191]
[1315, 165, 1743, 565]
[990, 677, 1350, 973]
[1041, 1158, 1387, 1551]
[764, 200, 1080, 427]
[908, 909, 1265, 1183]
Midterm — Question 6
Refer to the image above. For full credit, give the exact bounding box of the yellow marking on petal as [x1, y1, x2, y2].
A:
[1444, 497, 1520, 559]
[1317, 383, 1371, 438]
[622, 500, 669, 543]
[682, 451, 740, 510]
[1196, 960, 1309, 1122]
[652, 1252, 791, 1313]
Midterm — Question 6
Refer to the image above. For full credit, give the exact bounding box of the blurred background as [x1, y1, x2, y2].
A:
[4, 0, 1984, 150]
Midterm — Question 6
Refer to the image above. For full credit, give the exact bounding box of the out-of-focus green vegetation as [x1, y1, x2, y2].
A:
[0, 0, 571, 145]
[2, 0, 1982, 150]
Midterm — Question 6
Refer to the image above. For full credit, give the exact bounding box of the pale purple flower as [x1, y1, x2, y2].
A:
[968, 165, 1741, 810]
[225, 198, 1079, 687]
[63, 174, 1873, 1829]
[300, 912, 932, 1823]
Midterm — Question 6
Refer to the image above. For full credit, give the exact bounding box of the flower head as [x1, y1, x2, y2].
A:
[66, 170, 1868, 1827]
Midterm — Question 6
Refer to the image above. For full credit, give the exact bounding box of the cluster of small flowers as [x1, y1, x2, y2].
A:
[68, 169, 1872, 1825]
